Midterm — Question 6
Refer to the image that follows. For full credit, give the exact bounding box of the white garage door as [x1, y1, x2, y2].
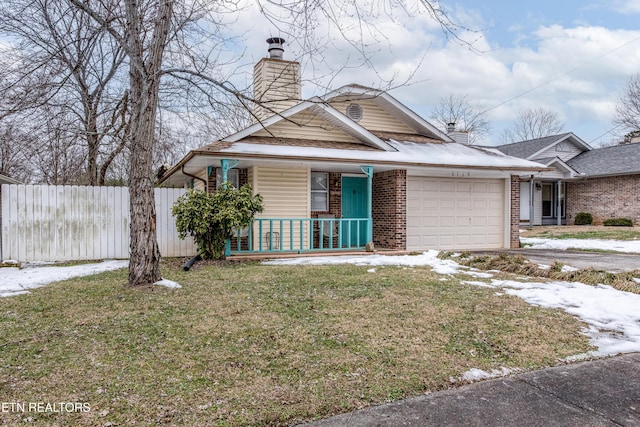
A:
[407, 177, 505, 251]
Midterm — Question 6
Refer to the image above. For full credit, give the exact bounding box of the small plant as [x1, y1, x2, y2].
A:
[172, 185, 263, 260]
[603, 218, 633, 227]
[574, 212, 593, 225]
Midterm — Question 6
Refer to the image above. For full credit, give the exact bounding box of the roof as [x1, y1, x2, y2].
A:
[160, 83, 548, 186]
[0, 173, 21, 185]
[567, 143, 640, 177]
[159, 136, 549, 185]
[495, 133, 591, 160]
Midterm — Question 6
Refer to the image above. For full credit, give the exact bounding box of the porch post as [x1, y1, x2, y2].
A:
[556, 180, 562, 226]
[220, 159, 239, 187]
[529, 177, 534, 226]
[220, 159, 239, 257]
[360, 165, 373, 244]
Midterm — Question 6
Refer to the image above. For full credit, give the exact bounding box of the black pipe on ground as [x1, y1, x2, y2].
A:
[183, 255, 202, 271]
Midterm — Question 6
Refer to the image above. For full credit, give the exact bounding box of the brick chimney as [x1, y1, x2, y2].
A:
[253, 38, 301, 122]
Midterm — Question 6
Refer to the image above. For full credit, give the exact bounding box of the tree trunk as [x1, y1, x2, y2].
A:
[125, 0, 173, 286]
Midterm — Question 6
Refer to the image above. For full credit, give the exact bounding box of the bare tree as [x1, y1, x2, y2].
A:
[614, 73, 640, 136]
[500, 107, 564, 143]
[430, 94, 490, 145]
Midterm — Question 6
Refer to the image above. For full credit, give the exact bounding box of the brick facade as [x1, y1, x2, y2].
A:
[372, 170, 406, 250]
[567, 175, 640, 225]
[510, 175, 520, 248]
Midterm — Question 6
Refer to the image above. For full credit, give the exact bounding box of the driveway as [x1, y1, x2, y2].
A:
[474, 249, 640, 273]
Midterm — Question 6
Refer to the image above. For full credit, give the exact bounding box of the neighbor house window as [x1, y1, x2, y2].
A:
[216, 168, 239, 189]
[311, 172, 329, 211]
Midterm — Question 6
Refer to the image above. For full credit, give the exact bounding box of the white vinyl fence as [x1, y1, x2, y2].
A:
[1, 184, 196, 262]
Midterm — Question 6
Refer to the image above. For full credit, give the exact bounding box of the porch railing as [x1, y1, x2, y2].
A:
[229, 217, 369, 254]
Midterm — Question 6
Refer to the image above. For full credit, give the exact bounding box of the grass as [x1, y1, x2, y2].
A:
[0, 259, 593, 426]
[521, 225, 640, 241]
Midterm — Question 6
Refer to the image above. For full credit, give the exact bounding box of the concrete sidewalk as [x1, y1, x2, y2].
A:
[304, 353, 640, 426]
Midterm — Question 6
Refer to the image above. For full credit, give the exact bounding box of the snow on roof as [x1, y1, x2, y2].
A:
[219, 139, 547, 170]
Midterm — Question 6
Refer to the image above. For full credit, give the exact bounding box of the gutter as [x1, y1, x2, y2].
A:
[181, 164, 207, 190]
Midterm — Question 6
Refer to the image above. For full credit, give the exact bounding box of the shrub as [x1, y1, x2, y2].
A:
[574, 212, 593, 225]
[172, 185, 263, 260]
[603, 218, 633, 227]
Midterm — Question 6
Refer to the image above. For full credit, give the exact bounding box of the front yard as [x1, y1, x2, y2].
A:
[0, 258, 593, 426]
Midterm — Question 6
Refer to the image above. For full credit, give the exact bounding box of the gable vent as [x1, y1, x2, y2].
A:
[346, 103, 363, 122]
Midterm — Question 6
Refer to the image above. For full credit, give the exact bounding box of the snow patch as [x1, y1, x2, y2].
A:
[0, 260, 129, 298]
[155, 279, 182, 289]
[520, 237, 640, 253]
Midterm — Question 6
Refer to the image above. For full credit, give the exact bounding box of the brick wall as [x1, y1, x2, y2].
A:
[372, 170, 406, 250]
[510, 175, 520, 248]
[567, 175, 640, 225]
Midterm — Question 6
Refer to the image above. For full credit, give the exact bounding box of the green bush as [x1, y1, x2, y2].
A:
[574, 212, 593, 225]
[172, 185, 263, 260]
[603, 218, 633, 227]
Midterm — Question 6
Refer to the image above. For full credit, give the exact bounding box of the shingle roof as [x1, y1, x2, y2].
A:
[495, 133, 573, 159]
[567, 143, 640, 177]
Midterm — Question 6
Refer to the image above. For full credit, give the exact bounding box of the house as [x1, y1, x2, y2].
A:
[496, 133, 640, 225]
[159, 38, 546, 254]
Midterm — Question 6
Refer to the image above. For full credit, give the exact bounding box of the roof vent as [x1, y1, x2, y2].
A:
[266, 37, 285, 59]
[346, 103, 363, 122]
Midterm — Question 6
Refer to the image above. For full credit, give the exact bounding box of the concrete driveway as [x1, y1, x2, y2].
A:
[474, 249, 640, 273]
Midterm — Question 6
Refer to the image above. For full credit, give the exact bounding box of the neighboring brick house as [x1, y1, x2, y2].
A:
[159, 38, 545, 254]
[496, 133, 640, 226]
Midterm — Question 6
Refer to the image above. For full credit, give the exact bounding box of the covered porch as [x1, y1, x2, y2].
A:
[176, 157, 391, 255]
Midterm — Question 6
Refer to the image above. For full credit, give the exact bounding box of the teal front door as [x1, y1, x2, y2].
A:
[341, 177, 368, 247]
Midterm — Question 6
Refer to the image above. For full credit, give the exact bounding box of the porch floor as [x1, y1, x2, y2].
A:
[228, 248, 411, 261]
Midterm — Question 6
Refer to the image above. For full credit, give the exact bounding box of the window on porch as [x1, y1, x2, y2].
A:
[311, 172, 329, 211]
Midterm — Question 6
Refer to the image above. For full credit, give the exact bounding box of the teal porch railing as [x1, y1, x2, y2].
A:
[229, 217, 369, 254]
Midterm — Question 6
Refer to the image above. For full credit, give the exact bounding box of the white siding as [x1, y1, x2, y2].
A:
[533, 141, 584, 162]
[253, 110, 359, 142]
[330, 99, 416, 134]
[253, 59, 301, 121]
[1, 185, 196, 262]
[532, 183, 543, 226]
[251, 167, 310, 250]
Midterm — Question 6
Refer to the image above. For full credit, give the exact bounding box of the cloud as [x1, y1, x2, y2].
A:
[215, 2, 640, 145]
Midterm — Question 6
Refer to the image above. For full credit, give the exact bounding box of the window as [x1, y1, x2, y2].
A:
[215, 168, 239, 189]
[311, 172, 329, 211]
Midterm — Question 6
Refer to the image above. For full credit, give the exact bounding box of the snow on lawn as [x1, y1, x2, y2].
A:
[0, 260, 181, 297]
[521, 237, 640, 253]
[265, 251, 640, 357]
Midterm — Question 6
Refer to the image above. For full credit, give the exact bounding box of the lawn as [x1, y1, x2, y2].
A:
[521, 225, 640, 241]
[0, 258, 593, 426]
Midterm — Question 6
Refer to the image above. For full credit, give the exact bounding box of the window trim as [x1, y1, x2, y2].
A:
[311, 171, 329, 212]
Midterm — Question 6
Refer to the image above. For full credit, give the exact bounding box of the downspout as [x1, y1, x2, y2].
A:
[181, 165, 207, 190]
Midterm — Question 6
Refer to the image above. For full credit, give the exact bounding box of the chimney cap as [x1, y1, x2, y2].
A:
[447, 122, 456, 133]
[266, 37, 286, 59]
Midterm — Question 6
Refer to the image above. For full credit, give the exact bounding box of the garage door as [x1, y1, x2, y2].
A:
[407, 177, 505, 251]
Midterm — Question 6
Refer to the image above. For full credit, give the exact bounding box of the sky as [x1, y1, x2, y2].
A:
[226, 0, 640, 147]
